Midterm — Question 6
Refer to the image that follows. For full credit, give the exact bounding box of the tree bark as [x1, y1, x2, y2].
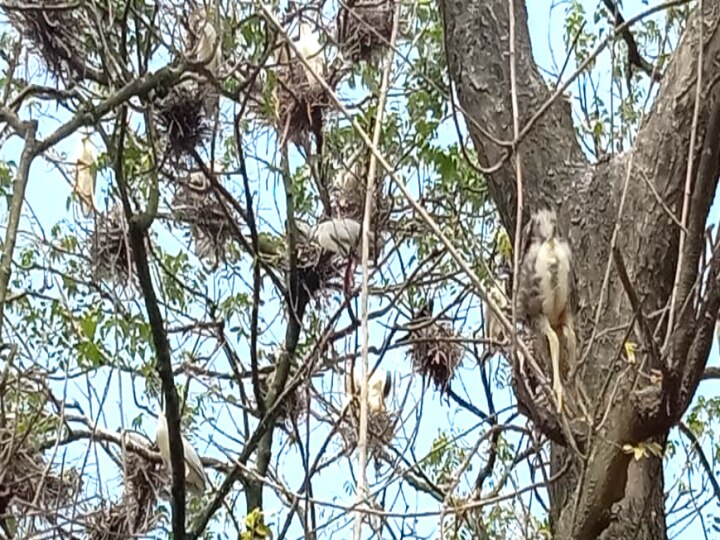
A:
[439, 0, 720, 538]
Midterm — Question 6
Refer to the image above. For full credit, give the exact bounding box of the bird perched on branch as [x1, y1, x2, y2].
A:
[155, 406, 207, 497]
[517, 209, 577, 413]
[185, 11, 222, 117]
[275, 18, 325, 87]
[347, 367, 393, 413]
[485, 262, 512, 348]
[72, 133, 97, 217]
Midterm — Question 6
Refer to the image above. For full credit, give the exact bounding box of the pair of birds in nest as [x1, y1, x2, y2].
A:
[485, 209, 577, 413]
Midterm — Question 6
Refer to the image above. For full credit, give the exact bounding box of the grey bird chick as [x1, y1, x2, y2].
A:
[517, 209, 577, 413]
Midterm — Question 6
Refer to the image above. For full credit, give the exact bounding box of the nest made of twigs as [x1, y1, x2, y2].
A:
[340, 398, 396, 464]
[4, 0, 90, 81]
[408, 318, 463, 394]
[274, 62, 330, 146]
[156, 82, 215, 159]
[0, 428, 78, 522]
[90, 205, 135, 285]
[171, 171, 232, 267]
[337, 0, 395, 62]
[86, 451, 164, 540]
[298, 240, 345, 293]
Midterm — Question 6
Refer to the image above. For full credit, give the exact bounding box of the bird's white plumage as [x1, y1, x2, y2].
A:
[518, 209, 577, 412]
[155, 409, 207, 497]
[350, 368, 392, 413]
[296, 21, 324, 86]
[188, 19, 221, 76]
[311, 218, 364, 256]
[73, 135, 97, 217]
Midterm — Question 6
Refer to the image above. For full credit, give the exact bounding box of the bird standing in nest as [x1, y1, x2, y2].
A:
[73, 133, 97, 217]
[311, 217, 374, 296]
[346, 366, 393, 413]
[517, 209, 577, 413]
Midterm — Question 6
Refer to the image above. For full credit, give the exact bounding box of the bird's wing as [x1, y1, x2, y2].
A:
[183, 439, 208, 494]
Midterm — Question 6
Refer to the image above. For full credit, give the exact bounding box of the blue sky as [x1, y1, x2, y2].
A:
[1, 0, 719, 538]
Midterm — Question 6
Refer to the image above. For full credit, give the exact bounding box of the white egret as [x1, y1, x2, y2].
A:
[350, 367, 393, 413]
[517, 209, 577, 412]
[311, 217, 365, 257]
[155, 407, 207, 497]
[73, 134, 97, 217]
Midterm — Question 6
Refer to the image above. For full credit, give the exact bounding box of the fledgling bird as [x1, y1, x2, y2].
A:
[73, 134, 97, 217]
[276, 19, 325, 87]
[155, 407, 208, 497]
[349, 367, 393, 413]
[517, 209, 577, 413]
[187, 14, 222, 76]
[485, 263, 512, 347]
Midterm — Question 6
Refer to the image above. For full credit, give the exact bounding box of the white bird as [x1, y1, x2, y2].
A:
[350, 367, 393, 413]
[187, 17, 222, 77]
[517, 209, 577, 413]
[485, 263, 512, 346]
[311, 218, 367, 257]
[276, 20, 325, 87]
[296, 21, 324, 86]
[73, 134, 97, 217]
[155, 408, 208, 497]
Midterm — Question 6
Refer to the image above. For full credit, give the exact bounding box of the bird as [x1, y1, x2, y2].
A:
[73, 134, 97, 217]
[311, 217, 375, 296]
[187, 15, 222, 76]
[155, 406, 208, 497]
[485, 262, 512, 347]
[349, 367, 393, 413]
[295, 20, 324, 86]
[517, 209, 577, 413]
[275, 19, 325, 87]
[311, 218, 364, 256]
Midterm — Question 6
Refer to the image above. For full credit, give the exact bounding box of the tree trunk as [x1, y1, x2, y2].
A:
[438, 1, 720, 538]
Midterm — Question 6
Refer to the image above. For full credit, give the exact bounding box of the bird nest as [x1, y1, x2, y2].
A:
[269, 49, 333, 146]
[337, 0, 395, 62]
[330, 168, 391, 236]
[408, 319, 463, 394]
[258, 376, 308, 427]
[171, 171, 233, 267]
[0, 427, 78, 523]
[294, 240, 345, 298]
[156, 82, 214, 160]
[86, 452, 164, 539]
[90, 205, 135, 285]
[3, 0, 89, 81]
[340, 398, 396, 464]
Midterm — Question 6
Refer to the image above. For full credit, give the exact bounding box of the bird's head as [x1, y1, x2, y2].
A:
[528, 209, 558, 242]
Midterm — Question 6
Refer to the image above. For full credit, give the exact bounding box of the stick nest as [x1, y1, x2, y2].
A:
[294, 240, 346, 298]
[4, 0, 90, 81]
[0, 426, 78, 523]
[273, 58, 332, 146]
[340, 399, 396, 464]
[337, 0, 395, 62]
[408, 318, 463, 394]
[156, 83, 214, 159]
[90, 206, 135, 285]
[171, 171, 233, 267]
[258, 376, 308, 427]
[86, 451, 164, 539]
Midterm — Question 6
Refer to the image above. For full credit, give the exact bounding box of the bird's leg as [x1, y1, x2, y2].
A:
[539, 316, 563, 413]
[343, 256, 356, 297]
[561, 313, 578, 380]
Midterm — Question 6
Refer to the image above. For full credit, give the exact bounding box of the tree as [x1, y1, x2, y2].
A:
[0, 0, 717, 539]
[440, 0, 720, 538]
